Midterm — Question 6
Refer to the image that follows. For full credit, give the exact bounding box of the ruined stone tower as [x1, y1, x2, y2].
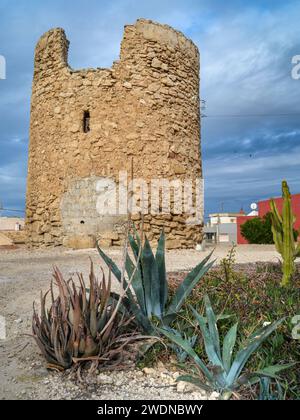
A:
[25, 19, 203, 249]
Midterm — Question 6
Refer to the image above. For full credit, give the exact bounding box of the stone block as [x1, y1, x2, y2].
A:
[101, 232, 119, 241]
[98, 238, 112, 248]
[166, 239, 182, 249]
[64, 235, 96, 249]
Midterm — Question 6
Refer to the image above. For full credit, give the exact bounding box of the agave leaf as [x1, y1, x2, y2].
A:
[245, 364, 295, 389]
[136, 339, 158, 357]
[96, 242, 122, 281]
[71, 283, 82, 357]
[128, 229, 146, 302]
[200, 314, 233, 323]
[247, 323, 271, 341]
[155, 230, 168, 313]
[222, 323, 238, 373]
[190, 306, 223, 369]
[89, 261, 97, 338]
[125, 252, 146, 315]
[53, 324, 65, 367]
[79, 332, 86, 354]
[250, 363, 296, 382]
[33, 335, 58, 365]
[82, 335, 98, 357]
[161, 312, 177, 326]
[40, 290, 51, 333]
[177, 375, 212, 392]
[158, 327, 215, 383]
[204, 295, 221, 360]
[226, 318, 285, 387]
[50, 280, 55, 305]
[98, 268, 110, 318]
[120, 295, 154, 334]
[167, 252, 215, 316]
[77, 273, 87, 314]
[53, 267, 70, 316]
[141, 237, 161, 318]
[97, 241, 136, 302]
[128, 232, 140, 261]
[110, 282, 152, 335]
[97, 270, 112, 332]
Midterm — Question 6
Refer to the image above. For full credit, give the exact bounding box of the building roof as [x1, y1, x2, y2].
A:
[204, 226, 217, 233]
[209, 213, 246, 218]
[247, 210, 259, 216]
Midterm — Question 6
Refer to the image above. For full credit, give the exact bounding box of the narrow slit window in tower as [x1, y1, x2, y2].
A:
[83, 110, 90, 133]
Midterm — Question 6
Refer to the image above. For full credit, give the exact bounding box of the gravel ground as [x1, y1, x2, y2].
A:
[28, 366, 220, 401]
[0, 244, 280, 400]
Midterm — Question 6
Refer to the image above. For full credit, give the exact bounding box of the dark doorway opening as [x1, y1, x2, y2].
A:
[83, 111, 90, 133]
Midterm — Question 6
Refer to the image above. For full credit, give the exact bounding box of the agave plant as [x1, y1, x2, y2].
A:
[97, 229, 215, 334]
[32, 261, 136, 370]
[159, 295, 293, 399]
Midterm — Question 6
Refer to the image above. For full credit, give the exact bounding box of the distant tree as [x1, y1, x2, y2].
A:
[241, 212, 298, 244]
[241, 216, 269, 244]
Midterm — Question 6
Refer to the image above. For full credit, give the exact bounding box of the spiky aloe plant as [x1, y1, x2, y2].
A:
[159, 295, 293, 399]
[32, 262, 135, 370]
[97, 230, 215, 334]
[270, 180, 300, 286]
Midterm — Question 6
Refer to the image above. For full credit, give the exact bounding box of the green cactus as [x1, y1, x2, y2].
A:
[270, 180, 300, 287]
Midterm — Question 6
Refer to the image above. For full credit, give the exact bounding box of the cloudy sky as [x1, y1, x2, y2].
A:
[0, 0, 300, 219]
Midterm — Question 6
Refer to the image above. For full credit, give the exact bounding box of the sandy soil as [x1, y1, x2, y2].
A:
[0, 244, 280, 400]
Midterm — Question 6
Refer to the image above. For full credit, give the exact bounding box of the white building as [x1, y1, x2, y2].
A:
[0, 217, 25, 231]
[208, 211, 245, 226]
[204, 211, 246, 244]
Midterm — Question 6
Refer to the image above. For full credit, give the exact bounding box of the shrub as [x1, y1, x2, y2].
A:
[241, 212, 298, 245]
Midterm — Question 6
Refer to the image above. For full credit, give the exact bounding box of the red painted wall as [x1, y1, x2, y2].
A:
[258, 194, 300, 232]
[237, 193, 300, 244]
[237, 216, 255, 244]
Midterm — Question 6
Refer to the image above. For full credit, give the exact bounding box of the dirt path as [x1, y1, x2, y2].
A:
[0, 244, 279, 400]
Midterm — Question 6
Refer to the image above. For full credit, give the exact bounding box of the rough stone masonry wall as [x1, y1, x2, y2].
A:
[25, 19, 203, 249]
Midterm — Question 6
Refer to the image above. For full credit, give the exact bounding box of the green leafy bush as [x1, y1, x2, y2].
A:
[241, 212, 298, 245]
